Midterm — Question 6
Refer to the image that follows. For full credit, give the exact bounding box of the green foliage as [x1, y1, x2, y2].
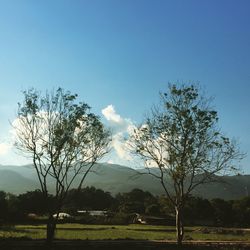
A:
[0, 191, 8, 222]
[17, 190, 53, 215]
[131, 84, 242, 196]
[116, 189, 157, 214]
[15, 87, 110, 201]
[2, 187, 250, 228]
[211, 199, 233, 226]
[65, 187, 115, 212]
[183, 196, 214, 224]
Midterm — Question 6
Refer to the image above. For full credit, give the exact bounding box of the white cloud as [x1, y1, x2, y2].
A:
[107, 159, 114, 164]
[0, 121, 30, 165]
[112, 132, 132, 161]
[102, 105, 135, 163]
[102, 104, 135, 133]
[0, 142, 12, 155]
[102, 105, 123, 124]
[127, 124, 137, 136]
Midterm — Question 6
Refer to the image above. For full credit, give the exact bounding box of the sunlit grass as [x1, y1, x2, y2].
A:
[0, 224, 250, 241]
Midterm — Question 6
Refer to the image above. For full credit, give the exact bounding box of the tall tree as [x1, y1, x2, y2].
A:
[129, 84, 243, 245]
[14, 88, 111, 243]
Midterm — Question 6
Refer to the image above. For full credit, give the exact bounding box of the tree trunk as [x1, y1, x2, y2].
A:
[46, 214, 56, 244]
[175, 206, 184, 246]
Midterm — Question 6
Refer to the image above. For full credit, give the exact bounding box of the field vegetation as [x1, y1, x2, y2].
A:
[0, 224, 250, 242]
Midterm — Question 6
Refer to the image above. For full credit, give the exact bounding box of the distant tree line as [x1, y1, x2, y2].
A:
[1, 187, 250, 227]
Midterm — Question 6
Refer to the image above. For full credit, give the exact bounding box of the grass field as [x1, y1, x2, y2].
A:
[1, 224, 250, 241]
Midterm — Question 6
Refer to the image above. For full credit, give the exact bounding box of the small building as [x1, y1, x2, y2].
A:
[77, 210, 108, 216]
[53, 212, 72, 220]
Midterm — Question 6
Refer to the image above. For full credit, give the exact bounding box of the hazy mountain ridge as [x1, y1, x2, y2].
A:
[0, 163, 249, 200]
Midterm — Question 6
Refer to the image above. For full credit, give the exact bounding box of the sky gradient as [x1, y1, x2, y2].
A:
[0, 0, 249, 172]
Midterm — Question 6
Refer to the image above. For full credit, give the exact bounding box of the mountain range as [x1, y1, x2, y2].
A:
[0, 163, 249, 200]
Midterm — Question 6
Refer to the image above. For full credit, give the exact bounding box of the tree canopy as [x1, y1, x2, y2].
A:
[129, 84, 243, 244]
[14, 88, 111, 242]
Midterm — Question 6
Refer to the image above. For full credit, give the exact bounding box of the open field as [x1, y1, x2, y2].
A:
[1, 224, 250, 249]
[1, 224, 250, 242]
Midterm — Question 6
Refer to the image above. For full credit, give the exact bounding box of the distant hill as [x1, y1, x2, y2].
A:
[0, 169, 39, 194]
[0, 163, 249, 200]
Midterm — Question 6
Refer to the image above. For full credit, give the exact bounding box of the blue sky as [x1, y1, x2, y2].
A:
[0, 0, 249, 172]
